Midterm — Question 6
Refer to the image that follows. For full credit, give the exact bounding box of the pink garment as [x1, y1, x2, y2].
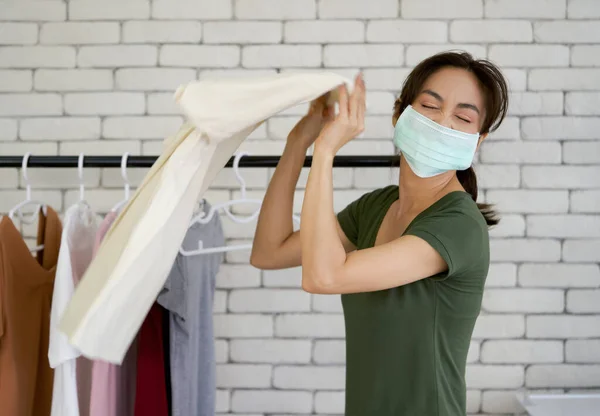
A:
[72, 232, 95, 416]
[89, 211, 138, 416]
[93, 211, 118, 257]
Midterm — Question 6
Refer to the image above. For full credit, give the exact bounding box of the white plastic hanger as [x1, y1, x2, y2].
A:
[77, 153, 86, 202]
[196, 152, 262, 225]
[8, 152, 47, 252]
[179, 152, 301, 256]
[179, 152, 264, 256]
[110, 152, 131, 213]
[8, 152, 47, 222]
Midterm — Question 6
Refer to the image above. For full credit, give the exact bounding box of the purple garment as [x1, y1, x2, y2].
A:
[89, 211, 138, 416]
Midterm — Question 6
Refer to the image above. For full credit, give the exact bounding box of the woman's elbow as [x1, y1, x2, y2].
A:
[249, 255, 261, 269]
[250, 247, 293, 270]
[249, 250, 272, 270]
[301, 277, 318, 293]
[301, 271, 336, 294]
[249, 244, 270, 269]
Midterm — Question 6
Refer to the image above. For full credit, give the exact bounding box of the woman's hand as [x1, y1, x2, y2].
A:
[315, 74, 366, 155]
[287, 93, 335, 151]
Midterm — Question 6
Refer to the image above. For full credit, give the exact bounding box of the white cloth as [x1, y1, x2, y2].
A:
[48, 203, 97, 416]
[60, 72, 352, 363]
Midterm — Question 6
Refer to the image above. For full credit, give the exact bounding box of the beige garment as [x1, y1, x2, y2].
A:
[60, 124, 198, 362]
[60, 72, 352, 363]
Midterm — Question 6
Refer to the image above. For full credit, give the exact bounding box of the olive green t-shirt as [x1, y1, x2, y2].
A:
[337, 185, 490, 416]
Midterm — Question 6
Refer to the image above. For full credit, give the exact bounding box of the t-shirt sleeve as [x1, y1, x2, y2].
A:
[337, 186, 397, 248]
[405, 212, 487, 279]
[336, 194, 363, 247]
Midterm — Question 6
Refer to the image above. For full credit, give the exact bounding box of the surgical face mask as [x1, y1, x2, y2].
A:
[393, 105, 480, 178]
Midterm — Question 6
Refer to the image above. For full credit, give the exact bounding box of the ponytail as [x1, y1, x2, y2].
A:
[457, 166, 499, 227]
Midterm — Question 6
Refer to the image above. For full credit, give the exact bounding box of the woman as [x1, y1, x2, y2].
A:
[251, 52, 508, 416]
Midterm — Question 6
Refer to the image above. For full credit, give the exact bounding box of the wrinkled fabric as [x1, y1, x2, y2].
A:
[49, 203, 97, 416]
[60, 72, 352, 363]
[157, 202, 224, 416]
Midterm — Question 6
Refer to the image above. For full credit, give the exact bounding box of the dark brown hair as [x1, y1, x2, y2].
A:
[393, 51, 508, 226]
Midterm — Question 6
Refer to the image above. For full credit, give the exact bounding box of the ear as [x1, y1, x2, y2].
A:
[476, 133, 488, 150]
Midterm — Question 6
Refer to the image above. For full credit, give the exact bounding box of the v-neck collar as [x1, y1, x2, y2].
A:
[371, 186, 468, 248]
[0, 207, 61, 279]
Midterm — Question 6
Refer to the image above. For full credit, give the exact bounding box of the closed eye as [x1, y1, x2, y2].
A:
[456, 115, 471, 123]
[422, 104, 437, 110]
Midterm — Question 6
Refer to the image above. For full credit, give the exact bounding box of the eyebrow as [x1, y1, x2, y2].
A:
[421, 89, 481, 115]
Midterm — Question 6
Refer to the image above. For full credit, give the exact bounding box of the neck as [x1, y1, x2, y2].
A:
[397, 156, 458, 214]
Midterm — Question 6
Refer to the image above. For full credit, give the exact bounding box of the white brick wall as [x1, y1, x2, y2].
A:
[0, 1, 598, 414]
[152, 0, 232, 20]
[0, 46, 76, 68]
[0, 23, 38, 45]
[367, 20, 448, 43]
[40, 22, 120, 45]
[485, 0, 567, 18]
[35, 69, 114, 91]
[122, 21, 202, 44]
[0, 70, 32, 92]
[69, 1, 150, 21]
[0, 2, 66, 21]
[450, 20, 533, 43]
[402, 0, 484, 19]
[285, 21, 365, 43]
[318, 0, 398, 19]
[160, 45, 240, 67]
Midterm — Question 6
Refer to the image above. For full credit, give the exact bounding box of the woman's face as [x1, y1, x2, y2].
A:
[411, 67, 485, 135]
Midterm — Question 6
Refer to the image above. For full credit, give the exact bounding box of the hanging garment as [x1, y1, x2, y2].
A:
[89, 211, 138, 416]
[0, 208, 62, 416]
[134, 303, 169, 416]
[157, 202, 224, 416]
[161, 306, 172, 416]
[60, 72, 352, 363]
[48, 203, 97, 416]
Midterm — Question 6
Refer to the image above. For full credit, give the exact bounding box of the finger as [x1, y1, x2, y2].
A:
[356, 73, 366, 127]
[338, 85, 349, 119]
[319, 92, 333, 117]
[357, 76, 366, 130]
[324, 105, 335, 121]
[348, 75, 360, 123]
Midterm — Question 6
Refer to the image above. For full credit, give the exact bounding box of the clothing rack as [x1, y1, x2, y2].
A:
[0, 155, 399, 168]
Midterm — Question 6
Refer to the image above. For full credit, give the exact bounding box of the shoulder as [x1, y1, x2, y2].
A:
[426, 191, 488, 232]
[407, 192, 489, 278]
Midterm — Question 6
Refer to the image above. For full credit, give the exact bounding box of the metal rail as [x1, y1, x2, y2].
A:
[0, 155, 399, 169]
